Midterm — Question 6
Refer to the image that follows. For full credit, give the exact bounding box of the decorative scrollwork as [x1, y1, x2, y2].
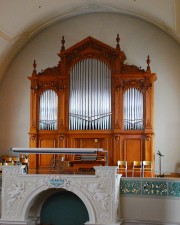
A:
[39, 66, 59, 75]
[121, 79, 144, 91]
[59, 134, 64, 141]
[30, 134, 36, 141]
[114, 134, 120, 143]
[146, 134, 151, 141]
[121, 64, 145, 73]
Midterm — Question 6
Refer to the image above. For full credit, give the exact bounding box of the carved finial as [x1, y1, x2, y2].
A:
[146, 55, 151, 72]
[61, 36, 65, 53]
[33, 60, 37, 75]
[116, 34, 120, 51]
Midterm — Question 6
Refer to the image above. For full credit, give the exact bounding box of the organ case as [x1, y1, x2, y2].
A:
[28, 35, 157, 174]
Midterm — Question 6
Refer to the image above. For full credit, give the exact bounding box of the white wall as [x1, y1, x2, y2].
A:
[121, 196, 180, 225]
[0, 13, 180, 172]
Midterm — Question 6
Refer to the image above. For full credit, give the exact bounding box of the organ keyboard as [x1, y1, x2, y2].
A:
[10, 147, 108, 174]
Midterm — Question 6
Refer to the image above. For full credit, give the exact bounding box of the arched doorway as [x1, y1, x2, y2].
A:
[40, 190, 89, 225]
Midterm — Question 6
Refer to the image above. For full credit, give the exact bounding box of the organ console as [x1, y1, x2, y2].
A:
[11, 147, 107, 174]
[28, 35, 157, 174]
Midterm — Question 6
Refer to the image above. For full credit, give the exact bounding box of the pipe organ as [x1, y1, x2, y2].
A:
[123, 88, 144, 130]
[69, 58, 111, 130]
[39, 90, 58, 130]
[28, 35, 157, 174]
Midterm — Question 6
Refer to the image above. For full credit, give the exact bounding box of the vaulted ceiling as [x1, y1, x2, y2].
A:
[0, 0, 179, 83]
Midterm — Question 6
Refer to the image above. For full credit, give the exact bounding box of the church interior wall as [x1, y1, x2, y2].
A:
[0, 12, 180, 173]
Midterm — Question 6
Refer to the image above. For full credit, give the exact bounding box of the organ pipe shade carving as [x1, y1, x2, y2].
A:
[123, 88, 144, 130]
[39, 90, 58, 130]
[69, 58, 111, 130]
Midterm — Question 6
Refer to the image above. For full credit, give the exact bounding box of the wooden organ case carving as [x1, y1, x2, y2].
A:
[28, 35, 157, 174]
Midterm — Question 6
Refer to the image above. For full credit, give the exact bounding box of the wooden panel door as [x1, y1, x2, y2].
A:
[124, 136, 143, 165]
[38, 138, 55, 166]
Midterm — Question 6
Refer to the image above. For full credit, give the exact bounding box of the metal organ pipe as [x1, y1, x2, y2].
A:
[69, 58, 111, 130]
[39, 90, 58, 130]
[123, 88, 143, 130]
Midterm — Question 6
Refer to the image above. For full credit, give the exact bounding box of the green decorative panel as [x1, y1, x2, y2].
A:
[142, 180, 168, 196]
[120, 179, 141, 195]
[120, 178, 180, 198]
[168, 181, 180, 197]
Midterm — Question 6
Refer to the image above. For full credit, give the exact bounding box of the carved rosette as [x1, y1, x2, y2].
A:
[146, 134, 151, 141]
[30, 134, 36, 141]
[114, 134, 120, 143]
[59, 134, 65, 141]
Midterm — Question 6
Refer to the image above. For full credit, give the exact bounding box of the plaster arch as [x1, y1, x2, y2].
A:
[19, 186, 96, 224]
[1, 166, 119, 225]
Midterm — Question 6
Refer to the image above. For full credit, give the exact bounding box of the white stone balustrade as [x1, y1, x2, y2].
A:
[0, 165, 121, 225]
